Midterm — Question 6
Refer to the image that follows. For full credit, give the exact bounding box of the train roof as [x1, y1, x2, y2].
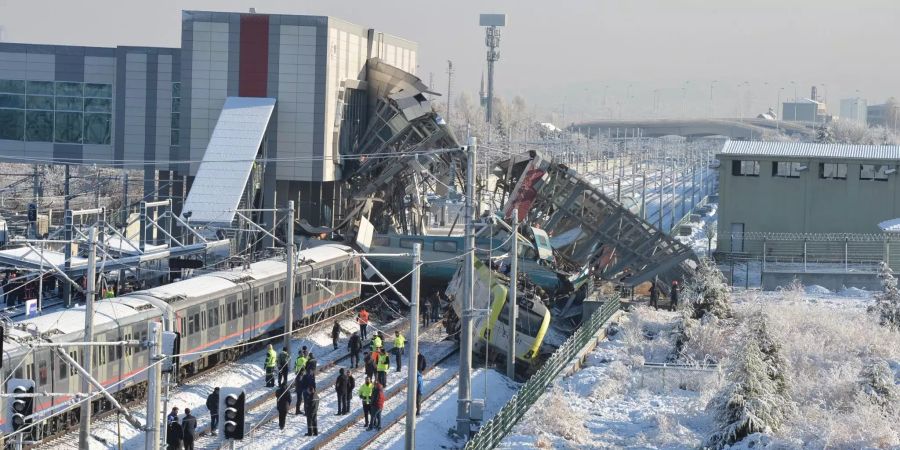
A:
[4, 297, 158, 345]
[297, 243, 353, 264]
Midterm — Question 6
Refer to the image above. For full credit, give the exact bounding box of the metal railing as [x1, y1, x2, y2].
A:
[464, 296, 621, 450]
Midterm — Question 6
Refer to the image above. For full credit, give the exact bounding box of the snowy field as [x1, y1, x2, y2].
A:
[502, 287, 900, 449]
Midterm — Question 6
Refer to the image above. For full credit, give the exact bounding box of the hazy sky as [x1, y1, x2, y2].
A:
[2, 0, 899, 122]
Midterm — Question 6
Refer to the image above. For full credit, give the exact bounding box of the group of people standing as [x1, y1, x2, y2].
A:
[165, 407, 198, 450]
[648, 279, 680, 310]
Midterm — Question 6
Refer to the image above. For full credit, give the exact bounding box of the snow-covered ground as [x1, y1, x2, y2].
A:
[43, 315, 402, 450]
[502, 286, 900, 449]
[368, 368, 519, 450]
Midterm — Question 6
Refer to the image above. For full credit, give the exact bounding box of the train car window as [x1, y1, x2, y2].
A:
[254, 294, 260, 312]
[242, 298, 249, 316]
[98, 347, 106, 366]
[400, 238, 424, 249]
[372, 236, 390, 246]
[281, 286, 286, 303]
[434, 240, 458, 253]
[70, 351, 78, 376]
[108, 344, 116, 363]
[14, 366, 23, 379]
[116, 340, 122, 360]
[38, 360, 48, 385]
[27, 363, 33, 380]
[59, 357, 68, 380]
[125, 333, 133, 356]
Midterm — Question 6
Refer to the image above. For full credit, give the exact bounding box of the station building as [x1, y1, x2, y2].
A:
[0, 10, 418, 226]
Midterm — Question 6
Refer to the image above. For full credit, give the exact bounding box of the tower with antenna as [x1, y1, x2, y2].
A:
[446, 60, 454, 120]
[480, 13, 506, 123]
[479, 72, 487, 107]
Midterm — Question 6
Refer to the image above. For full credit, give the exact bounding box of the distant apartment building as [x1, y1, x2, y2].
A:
[782, 98, 826, 123]
[867, 102, 899, 130]
[839, 97, 867, 126]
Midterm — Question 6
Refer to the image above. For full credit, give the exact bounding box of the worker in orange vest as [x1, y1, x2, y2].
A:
[357, 308, 369, 340]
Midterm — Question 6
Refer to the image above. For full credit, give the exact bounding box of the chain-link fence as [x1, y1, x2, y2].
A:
[464, 296, 621, 450]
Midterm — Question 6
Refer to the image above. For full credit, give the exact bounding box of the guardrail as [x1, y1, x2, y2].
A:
[464, 296, 621, 450]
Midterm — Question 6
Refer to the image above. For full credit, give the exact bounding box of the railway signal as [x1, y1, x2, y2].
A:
[7, 378, 35, 437]
[220, 388, 246, 440]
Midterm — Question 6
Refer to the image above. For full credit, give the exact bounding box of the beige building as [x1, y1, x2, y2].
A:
[716, 140, 900, 254]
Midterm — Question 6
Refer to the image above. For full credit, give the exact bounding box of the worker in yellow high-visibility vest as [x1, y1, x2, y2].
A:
[392, 331, 405, 372]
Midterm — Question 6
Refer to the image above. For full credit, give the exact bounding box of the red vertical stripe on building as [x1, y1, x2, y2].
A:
[239, 15, 269, 97]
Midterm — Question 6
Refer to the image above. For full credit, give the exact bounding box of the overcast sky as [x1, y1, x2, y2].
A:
[2, 0, 899, 122]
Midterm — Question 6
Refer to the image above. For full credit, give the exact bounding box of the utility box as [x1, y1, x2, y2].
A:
[469, 399, 485, 423]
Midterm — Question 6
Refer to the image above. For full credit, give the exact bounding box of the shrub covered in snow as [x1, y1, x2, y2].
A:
[684, 257, 732, 320]
[746, 312, 792, 401]
[705, 338, 790, 449]
[858, 358, 898, 413]
[868, 261, 900, 331]
[521, 386, 590, 445]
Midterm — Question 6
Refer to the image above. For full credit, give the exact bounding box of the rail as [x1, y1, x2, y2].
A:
[463, 296, 621, 450]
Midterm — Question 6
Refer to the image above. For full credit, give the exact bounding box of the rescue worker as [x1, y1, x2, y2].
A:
[357, 308, 369, 340]
[358, 376, 374, 428]
[649, 279, 659, 309]
[331, 320, 341, 350]
[264, 344, 277, 387]
[294, 368, 306, 415]
[181, 408, 197, 450]
[371, 333, 382, 352]
[206, 387, 220, 435]
[416, 371, 424, 416]
[335, 368, 351, 415]
[304, 385, 320, 436]
[422, 298, 432, 326]
[346, 371, 356, 415]
[369, 382, 385, 430]
[393, 331, 405, 372]
[294, 349, 308, 375]
[364, 351, 376, 380]
[277, 346, 290, 386]
[275, 384, 291, 430]
[376, 348, 390, 387]
[348, 332, 362, 369]
[670, 280, 680, 311]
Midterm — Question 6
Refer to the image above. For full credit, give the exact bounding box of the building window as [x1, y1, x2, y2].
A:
[731, 160, 760, 177]
[819, 163, 847, 180]
[171, 82, 180, 147]
[860, 164, 892, 181]
[0, 78, 112, 144]
[772, 161, 803, 178]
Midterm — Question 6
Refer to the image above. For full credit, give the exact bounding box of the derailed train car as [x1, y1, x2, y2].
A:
[0, 244, 360, 439]
[445, 259, 552, 373]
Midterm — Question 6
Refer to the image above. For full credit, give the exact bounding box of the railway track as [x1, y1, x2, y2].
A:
[36, 305, 407, 450]
[202, 324, 457, 450]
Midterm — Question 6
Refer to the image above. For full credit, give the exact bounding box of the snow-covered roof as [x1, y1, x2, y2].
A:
[720, 141, 900, 161]
[298, 244, 352, 264]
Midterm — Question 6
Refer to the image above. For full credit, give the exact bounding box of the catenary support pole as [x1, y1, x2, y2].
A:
[145, 321, 162, 450]
[404, 242, 421, 450]
[284, 201, 295, 353]
[79, 227, 97, 450]
[507, 212, 518, 379]
[63, 209, 73, 307]
[457, 136, 477, 438]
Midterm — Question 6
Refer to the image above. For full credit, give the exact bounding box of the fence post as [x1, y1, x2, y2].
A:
[803, 238, 808, 272]
[844, 238, 849, 272]
[762, 238, 767, 273]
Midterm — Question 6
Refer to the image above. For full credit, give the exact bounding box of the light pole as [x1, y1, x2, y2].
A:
[710, 80, 717, 118]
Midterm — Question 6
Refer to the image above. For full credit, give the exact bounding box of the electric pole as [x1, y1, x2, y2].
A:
[79, 227, 97, 450]
[404, 242, 421, 450]
[506, 212, 518, 379]
[145, 321, 162, 450]
[284, 201, 295, 353]
[446, 60, 454, 121]
[456, 136, 476, 438]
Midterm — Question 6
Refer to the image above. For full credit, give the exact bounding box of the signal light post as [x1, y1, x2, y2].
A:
[8, 378, 35, 450]
[220, 388, 246, 444]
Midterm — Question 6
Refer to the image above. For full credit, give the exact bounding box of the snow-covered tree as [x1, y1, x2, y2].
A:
[702, 221, 716, 255]
[859, 358, 898, 413]
[746, 312, 792, 400]
[815, 124, 835, 144]
[705, 340, 785, 449]
[684, 257, 731, 320]
[868, 261, 900, 331]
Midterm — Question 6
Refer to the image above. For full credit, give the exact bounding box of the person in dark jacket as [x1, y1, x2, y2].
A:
[649, 280, 659, 309]
[294, 369, 306, 415]
[303, 386, 320, 436]
[369, 382, 385, 430]
[416, 372, 425, 416]
[334, 368, 348, 415]
[331, 320, 341, 349]
[206, 387, 220, 435]
[422, 298, 432, 326]
[346, 372, 356, 414]
[181, 408, 197, 450]
[348, 332, 362, 368]
[670, 280, 679, 311]
[276, 385, 291, 430]
[364, 351, 376, 379]
[167, 407, 180, 424]
[417, 352, 426, 373]
[166, 419, 183, 450]
[277, 346, 290, 386]
[305, 352, 318, 374]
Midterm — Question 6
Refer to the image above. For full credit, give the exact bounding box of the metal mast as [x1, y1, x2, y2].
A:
[480, 14, 506, 124]
[456, 136, 477, 438]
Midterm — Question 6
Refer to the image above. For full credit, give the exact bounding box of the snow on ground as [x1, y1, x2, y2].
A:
[675, 202, 717, 258]
[502, 286, 900, 449]
[368, 368, 519, 450]
[43, 315, 400, 450]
